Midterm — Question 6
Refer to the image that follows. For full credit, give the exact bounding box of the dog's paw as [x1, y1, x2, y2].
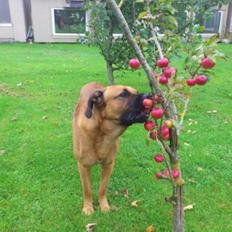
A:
[99, 199, 111, 213]
[82, 205, 94, 215]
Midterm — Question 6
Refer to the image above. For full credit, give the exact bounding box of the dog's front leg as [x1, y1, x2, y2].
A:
[78, 162, 94, 215]
[99, 161, 114, 212]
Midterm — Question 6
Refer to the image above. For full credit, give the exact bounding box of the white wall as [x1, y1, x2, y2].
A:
[0, 0, 26, 42]
[31, 0, 87, 42]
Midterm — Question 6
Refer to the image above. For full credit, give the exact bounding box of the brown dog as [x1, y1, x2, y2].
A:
[72, 82, 148, 215]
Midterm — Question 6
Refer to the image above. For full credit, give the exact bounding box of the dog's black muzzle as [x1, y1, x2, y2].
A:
[120, 93, 151, 126]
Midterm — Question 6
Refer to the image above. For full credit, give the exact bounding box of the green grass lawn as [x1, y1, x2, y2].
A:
[0, 43, 232, 232]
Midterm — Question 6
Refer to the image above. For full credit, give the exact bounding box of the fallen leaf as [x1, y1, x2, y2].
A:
[131, 200, 139, 208]
[0, 150, 6, 156]
[123, 189, 129, 198]
[86, 223, 97, 232]
[197, 167, 203, 172]
[146, 224, 155, 232]
[184, 142, 190, 146]
[184, 204, 195, 211]
[11, 116, 17, 121]
[42, 115, 48, 120]
[188, 178, 197, 184]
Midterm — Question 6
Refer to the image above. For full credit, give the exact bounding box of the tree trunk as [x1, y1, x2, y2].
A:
[173, 185, 184, 232]
[106, 62, 114, 85]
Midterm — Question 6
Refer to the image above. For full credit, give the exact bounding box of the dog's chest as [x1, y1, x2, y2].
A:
[95, 135, 119, 160]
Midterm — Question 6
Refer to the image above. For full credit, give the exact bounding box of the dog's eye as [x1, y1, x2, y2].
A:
[118, 89, 130, 98]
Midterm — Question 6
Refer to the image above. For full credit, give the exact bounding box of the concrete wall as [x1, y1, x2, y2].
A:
[0, 0, 26, 42]
[31, 0, 85, 42]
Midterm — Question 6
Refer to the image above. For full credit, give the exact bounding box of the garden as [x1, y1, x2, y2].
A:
[0, 42, 232, 231]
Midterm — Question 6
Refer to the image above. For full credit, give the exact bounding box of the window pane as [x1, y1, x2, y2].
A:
[0, 0, 11, 23]
[54, 9, 85, 34]
[204, 11, 221, 33]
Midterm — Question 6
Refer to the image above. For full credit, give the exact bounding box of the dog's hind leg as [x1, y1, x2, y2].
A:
[98, 161, 115, 212]
[78, 162, 94, 215]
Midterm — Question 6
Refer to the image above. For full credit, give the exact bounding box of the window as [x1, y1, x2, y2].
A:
[53, 8, 86, 34]
[0, 0, 11, 24]
[203, 10, 221, 33]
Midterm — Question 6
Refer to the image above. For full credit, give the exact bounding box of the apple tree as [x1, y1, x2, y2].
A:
[106, 0, 225, 231]
[85, 0, 141, 85]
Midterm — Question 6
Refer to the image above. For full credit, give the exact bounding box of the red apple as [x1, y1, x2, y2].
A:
[163, 67, 175, 78]
[157, 57, 169, 68]
[172, 169, 180, 179]
[144, 121, 156, 131]
[129, 58, 140, 70]
[186, 79, 196, 87]
[201, 57, 215, 69]
[195, 75, 208, 85]
[149, 131, 157, 140]
[161, 125, 170, 140]
[143, 98, 153, 109]
[151, 108, 164, 119]
[154, 154, 165, 163]
[159, 75, 169, 85]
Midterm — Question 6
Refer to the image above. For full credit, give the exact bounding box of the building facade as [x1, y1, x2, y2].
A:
[0, 0, 27, 41]
[0, 0, 232, 42]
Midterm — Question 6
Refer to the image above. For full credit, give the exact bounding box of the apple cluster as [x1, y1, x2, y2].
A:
[153, 153, 180, 180]
[156, 57, 175, 85]
[186, 57, 215, 87]
[142, 97, 180, 180]
[129, 56, 216, 88]
[142, 97, 171, 141]
[128, 56, 215, 182]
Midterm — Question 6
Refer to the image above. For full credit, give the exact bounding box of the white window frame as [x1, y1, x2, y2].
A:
[230, 14, 232, 32]
[0, 23, 12, 26]
[218, 10, 223, 34]
[51, 7, 89, 36]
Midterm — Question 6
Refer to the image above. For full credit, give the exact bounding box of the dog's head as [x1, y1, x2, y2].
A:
[85, 85, 149, 126]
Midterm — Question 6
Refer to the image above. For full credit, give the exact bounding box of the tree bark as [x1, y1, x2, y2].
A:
[173, 185, 184, 232]
[106, 62, 114, 85]
[107, 1, 185, 231]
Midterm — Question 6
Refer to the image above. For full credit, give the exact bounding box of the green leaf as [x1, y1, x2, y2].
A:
[137, 11, 148, 19]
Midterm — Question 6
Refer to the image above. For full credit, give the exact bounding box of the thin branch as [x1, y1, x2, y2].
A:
[118, 0, 124, 8]
[145, 0, 164, 59]
[156, 138, 175, 187]
[177, 97, 190, 135]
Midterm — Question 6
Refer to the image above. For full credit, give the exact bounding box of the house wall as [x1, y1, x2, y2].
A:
[219, 3, 232, 40]
[0, 0, 26, 42]
[31, 0, 84, 42]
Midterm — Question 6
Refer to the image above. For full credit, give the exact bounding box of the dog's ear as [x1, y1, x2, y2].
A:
[85, 90, 104, 118]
